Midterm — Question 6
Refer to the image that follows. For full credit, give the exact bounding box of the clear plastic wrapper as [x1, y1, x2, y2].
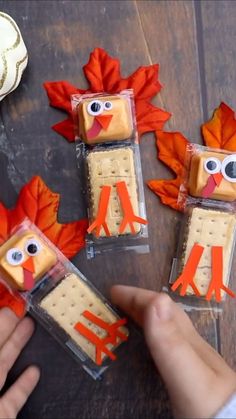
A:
[0, 219, 129, 380]
[72, 90, 149, 259]
[169, 142, 236, 311]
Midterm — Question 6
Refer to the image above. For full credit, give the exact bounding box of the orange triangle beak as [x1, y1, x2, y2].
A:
[95, 114, 113, 130]
[213, 172, 223, 187]
[21, 257, 35, 273]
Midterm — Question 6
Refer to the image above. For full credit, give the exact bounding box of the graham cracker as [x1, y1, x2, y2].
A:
[40, 273, 128, 363]
[182, 207, 236, 296]
[87, 147, 140, 236]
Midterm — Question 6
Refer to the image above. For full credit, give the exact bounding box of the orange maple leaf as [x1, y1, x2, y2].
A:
[44, 48, 170, 142]
[202, 102, 236, 150]
[0, 282, 26, 318]
[147, 131, 189, 211]
[0, 176, 88, 259]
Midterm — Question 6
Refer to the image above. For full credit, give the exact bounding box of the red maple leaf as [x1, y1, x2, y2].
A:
[44, 48, 170, 142]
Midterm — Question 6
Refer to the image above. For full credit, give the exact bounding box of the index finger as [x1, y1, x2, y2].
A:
[110, 285, 157, 326]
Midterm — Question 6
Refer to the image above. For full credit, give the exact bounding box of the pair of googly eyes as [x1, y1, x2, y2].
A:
[204, 155, 236, 183]
[6, 239, 41, 266]
[87, 100, 112, 116]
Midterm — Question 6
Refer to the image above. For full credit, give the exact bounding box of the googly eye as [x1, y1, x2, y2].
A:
[221, 154, 236, 183]
[6, 248, 24, 266]
[204, 157, 221, 174]
[104, 101, 112, 111]
[25, 239, 41, 256]
[87, 100, 104, 116]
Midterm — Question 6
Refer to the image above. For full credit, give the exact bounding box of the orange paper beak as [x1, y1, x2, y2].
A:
[21, 257, 35, 273]
[212, 172, 223, 187]
[95, 114, 113, 130]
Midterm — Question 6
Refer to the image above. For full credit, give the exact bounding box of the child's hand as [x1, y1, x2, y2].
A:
[111, 286, 236, 418]
[0, 308, 40, 419]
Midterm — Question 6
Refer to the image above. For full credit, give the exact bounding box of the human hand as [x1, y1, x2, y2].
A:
[111, 286, 236, 418]
[0, 308, 40, 419]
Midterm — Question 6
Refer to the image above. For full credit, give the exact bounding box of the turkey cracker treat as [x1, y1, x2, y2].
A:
[0, 219, 129, 379]
[72, 90, 149, 258]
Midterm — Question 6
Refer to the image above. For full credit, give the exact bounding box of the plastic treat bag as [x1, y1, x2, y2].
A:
[0, 219, 129, 380]
[72, 89, 149, 259]
[169, 144, 236, 311]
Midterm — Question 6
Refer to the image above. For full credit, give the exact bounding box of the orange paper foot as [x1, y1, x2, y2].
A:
[171, 243, 203, 297]
[82, 310, 128, 345]
[74, 310, 127, 365]
[116, 181, 148, 234]
[206, 246, 235, 303]
[87, 185, 111, 237]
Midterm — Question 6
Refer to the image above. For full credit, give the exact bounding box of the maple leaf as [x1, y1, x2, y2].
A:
[202, 102, 236, 150]
[0, 176, 88, 259]
[44, 48, 170, 142]
[147, 131, 189, 211]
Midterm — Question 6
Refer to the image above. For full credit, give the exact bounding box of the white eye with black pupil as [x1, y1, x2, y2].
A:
[87, 100, 104, 116]
[6, 248, 24, 266]
[25, 239, 41, 256]
[204, 157, 221, 174]
[104, 101, 112, 110]
[221, 154, 236, 183]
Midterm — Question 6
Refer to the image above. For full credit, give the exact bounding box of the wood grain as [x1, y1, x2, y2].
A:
[200, 0, 236, 369]
[0, 0, 234, 418]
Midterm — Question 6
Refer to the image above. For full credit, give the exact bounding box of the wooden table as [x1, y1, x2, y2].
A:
[1, 1, 236, 418]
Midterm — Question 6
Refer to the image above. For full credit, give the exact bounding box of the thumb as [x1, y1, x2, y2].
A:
[143, 294, 215, 414]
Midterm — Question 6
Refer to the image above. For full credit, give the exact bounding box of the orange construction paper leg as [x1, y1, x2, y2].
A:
[87, 185, 111, 237]
[82, 310, 128, 344]
[116, 181, 148, 234]
[74, 322, 116, 365]
[171, 243, 203, 297]
[74, 311, 128, 365]
[206, 246, 235, 303]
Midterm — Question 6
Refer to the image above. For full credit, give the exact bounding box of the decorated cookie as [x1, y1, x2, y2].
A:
[0, 12, 28, 101]
[78, 95, 133, 143]
[0, 231, 57, 291]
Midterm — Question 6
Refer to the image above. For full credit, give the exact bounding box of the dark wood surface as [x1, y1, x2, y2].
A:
[0, 1, 236, 418]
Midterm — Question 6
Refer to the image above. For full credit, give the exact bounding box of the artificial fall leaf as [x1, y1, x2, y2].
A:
[0, 282, 25, 318]
[147, 132, 189, 211]
[44, 47, 170, 142]
[202, 102, 236, 150]
[0, 176, 88, 259]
